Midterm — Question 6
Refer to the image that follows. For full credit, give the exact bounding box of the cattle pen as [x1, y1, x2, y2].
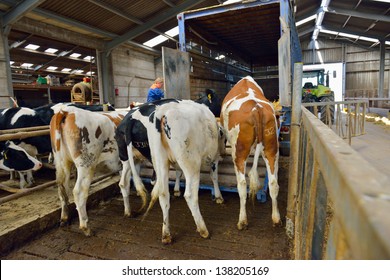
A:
[1, 0, 390, 262]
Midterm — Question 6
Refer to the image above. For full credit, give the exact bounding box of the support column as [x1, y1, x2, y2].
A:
[0, 25, 14, 108]
[96, 50, 114, 105]
[378, 40, 385, 107]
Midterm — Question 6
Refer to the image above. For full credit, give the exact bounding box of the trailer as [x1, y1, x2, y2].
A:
[166, 0, 302, 156]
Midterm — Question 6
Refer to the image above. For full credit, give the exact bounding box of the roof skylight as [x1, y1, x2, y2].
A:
[45, 48, 58, 54]
[70, 53, 82, 58]
[24, 44, 40, 50]
[21, 63, 34, 68]
[143, 26, 179, 48]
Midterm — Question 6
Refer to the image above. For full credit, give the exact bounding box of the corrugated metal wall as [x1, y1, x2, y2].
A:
[301, 39, 390, 99]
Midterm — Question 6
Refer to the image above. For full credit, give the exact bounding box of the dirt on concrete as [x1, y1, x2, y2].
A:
[0, 158, 292, 260]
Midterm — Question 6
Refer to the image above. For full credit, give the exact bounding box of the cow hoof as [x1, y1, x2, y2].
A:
[162, 234, 172, 245]
[81, 227, 92, 237]
[198, 229, 209, 239]
[124, 212, 132, 218]
[60, 219, 69, 227]
[215, 197, 224, 204]
[273, 219, 283, 227]
[237, 221, 248, 230]
[173, 191, 181, 197]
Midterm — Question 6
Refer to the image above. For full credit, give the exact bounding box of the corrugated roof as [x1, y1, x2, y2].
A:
[294, 0, 390, 50]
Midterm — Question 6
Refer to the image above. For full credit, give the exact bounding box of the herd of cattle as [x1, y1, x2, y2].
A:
[0, 76, 281, 244]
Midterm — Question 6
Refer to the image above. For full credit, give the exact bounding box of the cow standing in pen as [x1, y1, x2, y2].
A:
[0, 141, 42, 172]
[220, 76, 281, 230]
[50, 106, 125, 236]
[115, 99, 225, 220]
[0, 107, 51, 188]
[144, 100, 225, 244]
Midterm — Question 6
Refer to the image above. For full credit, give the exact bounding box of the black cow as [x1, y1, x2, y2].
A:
[195, 89, 221, 117]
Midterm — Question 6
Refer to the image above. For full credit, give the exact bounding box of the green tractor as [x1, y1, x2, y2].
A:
[302, 69, 335, 124]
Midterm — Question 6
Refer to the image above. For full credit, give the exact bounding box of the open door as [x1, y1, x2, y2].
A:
[162, 47, 191, 99]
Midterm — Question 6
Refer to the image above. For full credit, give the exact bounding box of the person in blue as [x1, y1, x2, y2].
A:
[147, 77, 164, 102]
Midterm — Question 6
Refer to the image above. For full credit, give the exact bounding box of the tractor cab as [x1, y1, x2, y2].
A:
[302, 69, 332, 100]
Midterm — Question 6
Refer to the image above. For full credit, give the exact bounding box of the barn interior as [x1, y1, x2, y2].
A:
[1, 0, 388, 108]
[1, 0, 390, 263]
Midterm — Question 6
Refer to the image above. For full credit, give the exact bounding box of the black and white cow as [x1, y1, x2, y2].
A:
[144, 100, 225, 244]
[0, 141, 42, 172]
[0, 107, 52, 188]
[34, 103, 116, 124]
[115, 99, 225, 220]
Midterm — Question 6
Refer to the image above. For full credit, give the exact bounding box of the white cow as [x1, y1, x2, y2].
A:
[145, 100, 225, 244]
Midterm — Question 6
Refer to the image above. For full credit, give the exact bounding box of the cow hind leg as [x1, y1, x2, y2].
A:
[182, 168, 209, 239]
[73, 166, 94, 236]
[56, 160, 72, 226]
[118, 160, 132, 217]
[156, 169, 172, 244]
[263, 154, 281, 225]
[235, 168, 248, 230]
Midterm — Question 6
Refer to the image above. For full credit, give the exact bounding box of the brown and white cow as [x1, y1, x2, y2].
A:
[220, 76, 281, 230]
[50, 106, 125, 236]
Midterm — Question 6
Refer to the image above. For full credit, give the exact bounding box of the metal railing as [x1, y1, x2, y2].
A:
[302, 100, 368, 145]
[287, 63, 390, 259]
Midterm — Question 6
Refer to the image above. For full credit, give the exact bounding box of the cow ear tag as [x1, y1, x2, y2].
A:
[3, 151, 7, 160]
[207, 94, 212, 103]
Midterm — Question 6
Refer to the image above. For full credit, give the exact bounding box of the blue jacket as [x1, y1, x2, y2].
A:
[147, 85, 164, 102]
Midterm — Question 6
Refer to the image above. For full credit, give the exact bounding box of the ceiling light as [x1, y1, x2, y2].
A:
[86, 71, 95, 75]
[223, 0, 241, 5]
[83, 55, 94, 61]
[45, 48, 58, 54]
[61, 68, 72, 72]
[21, 63, 34, 68]
[70, 53, 82, 58]
[10, 61, 14, 65]
[47, 66, 58, 70]
[24, 44, 40, 50]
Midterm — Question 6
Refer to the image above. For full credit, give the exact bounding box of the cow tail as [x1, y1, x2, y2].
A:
[249, 105, 263, 202]
[49, 110, 67, 153]
[143, 186, 159, 221]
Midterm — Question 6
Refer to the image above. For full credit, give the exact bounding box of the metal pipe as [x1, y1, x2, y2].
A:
[0, 171, 118, 205]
